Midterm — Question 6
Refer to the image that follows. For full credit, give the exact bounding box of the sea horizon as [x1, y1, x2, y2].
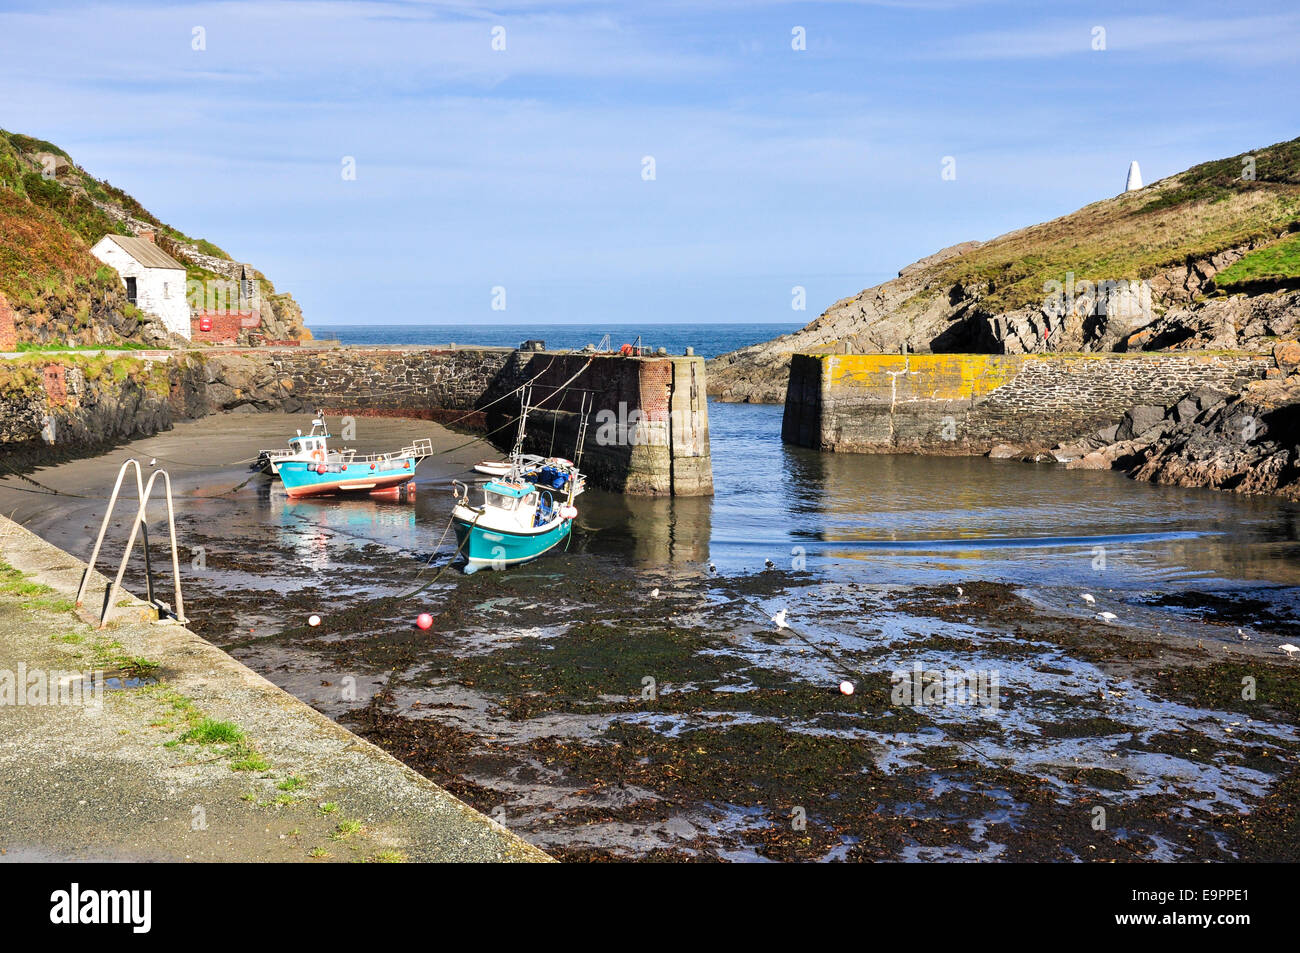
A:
[315, 321, 804, 360]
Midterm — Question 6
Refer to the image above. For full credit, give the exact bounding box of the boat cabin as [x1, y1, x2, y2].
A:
[288, 432, 331, 457]
[482, 480, 558, 528]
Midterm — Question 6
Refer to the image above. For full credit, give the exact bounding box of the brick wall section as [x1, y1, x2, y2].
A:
[639, 361, 672, 422]
[0, 293, 16, 350]
[783, 352, 1272, 453]
[191, 310, 260, 344]
[42, 365, 67, 406]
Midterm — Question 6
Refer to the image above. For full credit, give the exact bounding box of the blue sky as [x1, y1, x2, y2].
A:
[1, 1, 1297, 327]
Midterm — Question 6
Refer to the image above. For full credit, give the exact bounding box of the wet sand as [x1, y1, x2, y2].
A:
[2, 414, 1298, 861]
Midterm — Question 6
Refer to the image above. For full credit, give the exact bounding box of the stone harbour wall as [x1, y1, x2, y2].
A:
[1, 346, 712, 496]
[782, 351, 1272, 454]
[480, 352, 712, 496]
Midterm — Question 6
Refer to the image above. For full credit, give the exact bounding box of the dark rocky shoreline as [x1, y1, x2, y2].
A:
[1048, 342, 1300, 500]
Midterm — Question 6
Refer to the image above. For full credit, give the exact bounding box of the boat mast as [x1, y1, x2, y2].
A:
[508, 385, 533, 478]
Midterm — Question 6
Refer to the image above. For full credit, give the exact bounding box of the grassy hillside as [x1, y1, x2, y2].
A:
[0, 127, 305, 347]
[925, 137, 1300, 312]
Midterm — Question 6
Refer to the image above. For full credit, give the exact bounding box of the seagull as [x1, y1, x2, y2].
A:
[1237, 628, 1250, 641]
[1280, 643, 1299, 658]
[1097, 611, 1118, 623]
[764, 559, 775, 570]
[771, 608, 788, 630]
[956, 586, 964, 597]
[650, 588, 660, 599]
[708, 563, 716, 574]
[149, 458, 157, 467]
[1081, 593, 1096, 605]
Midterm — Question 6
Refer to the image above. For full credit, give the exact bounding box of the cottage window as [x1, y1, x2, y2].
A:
[124, 277, 137, 305]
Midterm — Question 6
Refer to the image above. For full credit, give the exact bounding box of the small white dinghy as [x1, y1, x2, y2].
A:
[473, 454, 542, 477]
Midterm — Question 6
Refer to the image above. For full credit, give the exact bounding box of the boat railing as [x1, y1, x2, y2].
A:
[344, 438, 434, 465]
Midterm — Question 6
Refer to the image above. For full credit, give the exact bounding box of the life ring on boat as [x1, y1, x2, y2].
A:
[311, 450, 324, 462]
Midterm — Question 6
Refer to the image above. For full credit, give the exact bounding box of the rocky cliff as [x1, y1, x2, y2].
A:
[1053, 341, 1300, 499]
[0, 128, 311, 349]
[711, 136, 1300, 403]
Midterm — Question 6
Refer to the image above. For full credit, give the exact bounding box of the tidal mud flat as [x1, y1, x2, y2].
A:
[3, 413, 1299, 861]
[215, 566, 1300, 862]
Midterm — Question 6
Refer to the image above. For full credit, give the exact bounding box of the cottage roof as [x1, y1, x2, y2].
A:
[101, 234, 186, 270]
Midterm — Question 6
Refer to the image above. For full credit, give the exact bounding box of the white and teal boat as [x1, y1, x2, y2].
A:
[450, 386, 588, 573]
[451, 476, 578, 572]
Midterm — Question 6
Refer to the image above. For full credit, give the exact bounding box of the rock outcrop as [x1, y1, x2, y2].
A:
[1052, 341, 1300, 499]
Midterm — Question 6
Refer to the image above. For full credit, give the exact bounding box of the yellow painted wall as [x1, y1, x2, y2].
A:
[823, 353, 1025, 400]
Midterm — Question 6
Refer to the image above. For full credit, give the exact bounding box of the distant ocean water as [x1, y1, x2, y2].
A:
[314, 323, 804, 360]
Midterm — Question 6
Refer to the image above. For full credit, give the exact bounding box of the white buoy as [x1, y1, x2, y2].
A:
[1125, 160, 1143, 192]
[771, 608, 788, 630]
[308, 614, 321, 627]
[839, 680, 855, 696]
[1081, 593, 1096, 605]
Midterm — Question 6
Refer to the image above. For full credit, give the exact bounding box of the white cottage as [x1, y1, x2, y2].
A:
[90, 232, 190, 339]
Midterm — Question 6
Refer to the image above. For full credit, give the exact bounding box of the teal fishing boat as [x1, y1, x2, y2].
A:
[451, 477, 578, 572]
[450, 386, 589, 572]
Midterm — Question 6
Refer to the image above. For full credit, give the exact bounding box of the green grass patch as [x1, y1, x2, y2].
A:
[330, 819, 363, 840]
[276, 776, 306, 792]
[14, 341, 148, 352]
[230, 753, 271, 772]
[2, 579, 54, 596]
[119, 656, 161, 678]
[1214, 231, 1300, 290]
[20, 597, 76, 613]
[181, 718, 245, 745]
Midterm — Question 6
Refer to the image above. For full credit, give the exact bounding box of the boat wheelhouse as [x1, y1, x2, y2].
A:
[256, 414, 341, 475]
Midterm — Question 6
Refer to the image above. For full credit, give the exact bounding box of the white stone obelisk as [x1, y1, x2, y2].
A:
[1124, 160, 1143, 192]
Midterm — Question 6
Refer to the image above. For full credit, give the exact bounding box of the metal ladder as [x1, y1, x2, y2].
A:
[75, 459, 187, 629]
